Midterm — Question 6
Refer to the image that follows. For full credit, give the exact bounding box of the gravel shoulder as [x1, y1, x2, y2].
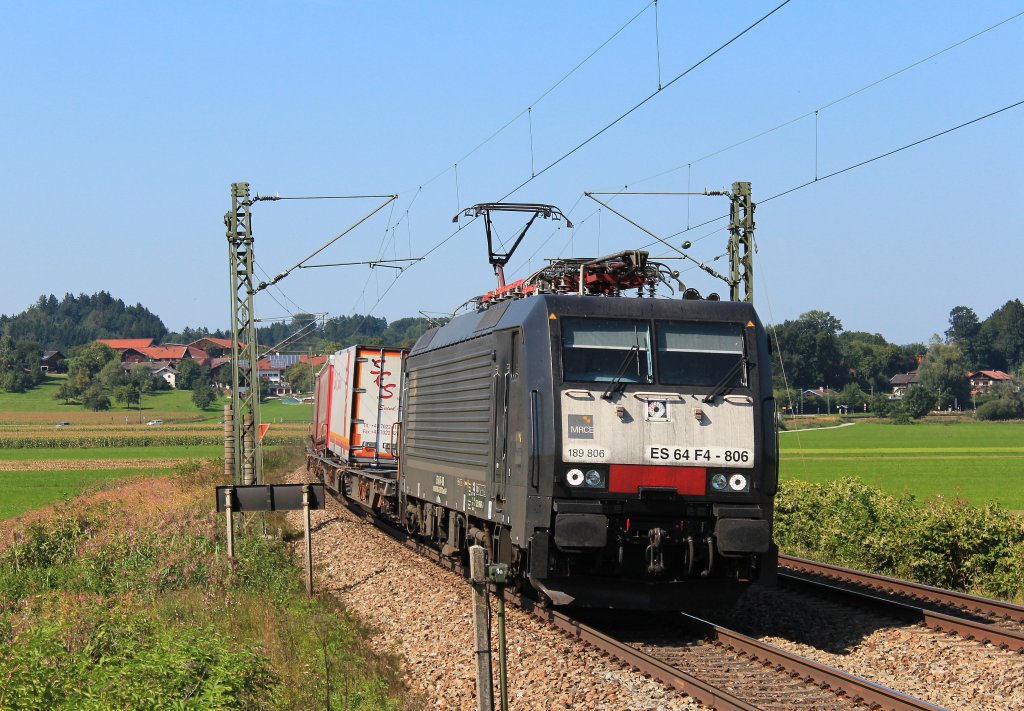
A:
[284, 467, 705, 711]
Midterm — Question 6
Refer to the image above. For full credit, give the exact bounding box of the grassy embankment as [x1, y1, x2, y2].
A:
[776, 418, 1024, 600]
[0, 376, 311, 519]
[780, 419, 1024, 510]
[0, 451, 412, 709]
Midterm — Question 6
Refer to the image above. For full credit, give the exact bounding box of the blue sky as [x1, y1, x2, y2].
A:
[2, 1, 1021, 345]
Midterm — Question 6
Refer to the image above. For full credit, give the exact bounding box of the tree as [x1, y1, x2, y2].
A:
[978, 299, 1024, 373]
[113, 384, 141, 409]
[82, 386, 111, 411]
[176, 359, 211, 391]
[838, 383, 866, 412]
[867, 392, 891, 416]
[771, 310, 848, 391]
[283, 361, 314, 394]
[917, 339, 970, 410]
[0, 337, 46, 392]
[900, 385, 934, 420]
[838, 331, 914, 393]
[192, 383, 217, 409]
[946, 306, 983, 368]
[67, 342, 119, 381]
[53, 381, 75, 404]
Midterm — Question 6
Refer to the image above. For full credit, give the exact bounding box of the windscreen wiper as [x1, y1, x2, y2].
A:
[702, 355, 748, 404]
[602, 344, 640, 401]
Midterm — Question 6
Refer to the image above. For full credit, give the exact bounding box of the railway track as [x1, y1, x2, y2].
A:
[345, 497, 944, 710]
[564, 609, 944, 711]
[778, 554, 1024, 653]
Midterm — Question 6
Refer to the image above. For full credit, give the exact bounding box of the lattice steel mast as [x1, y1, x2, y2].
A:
[727, 181, 755, 303]
[225, 182, 262, 485]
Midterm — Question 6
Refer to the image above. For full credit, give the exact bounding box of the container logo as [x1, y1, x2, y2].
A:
[371, 357, 396, 399]
[568, 414, 594, 439]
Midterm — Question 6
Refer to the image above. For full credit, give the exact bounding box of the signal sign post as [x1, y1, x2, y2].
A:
[216, 483, 326, 594]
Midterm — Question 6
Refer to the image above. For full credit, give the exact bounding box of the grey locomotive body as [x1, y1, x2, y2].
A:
[398, 293, 777, 607]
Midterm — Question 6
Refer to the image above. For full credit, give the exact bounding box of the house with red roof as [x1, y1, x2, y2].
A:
[97, 338, 154, 351]
[187, 337, 239, 358]
[967, 370, 1013, 395]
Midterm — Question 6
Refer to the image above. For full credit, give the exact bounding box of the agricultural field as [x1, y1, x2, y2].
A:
[0, 375, 312, 425]
[780, 420, 1024, 511]
[0, 377, 313, 519]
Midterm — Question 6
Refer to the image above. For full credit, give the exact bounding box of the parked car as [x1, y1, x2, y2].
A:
[146, 420, 163, 426]
[55, 422, 71, 427]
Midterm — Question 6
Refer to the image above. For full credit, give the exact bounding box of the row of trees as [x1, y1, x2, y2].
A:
[254, 313, 442, 354]
[773, 301, 1024, 393]
[0, 292, 168, 352]
[54, 342, 219, 412]
[773, 303, 1024, 421]
[0, 337, 47, 392]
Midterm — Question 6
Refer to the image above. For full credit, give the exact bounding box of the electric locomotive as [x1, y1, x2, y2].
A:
[398, 250, 777, 608]
[308, 200, 777, 608]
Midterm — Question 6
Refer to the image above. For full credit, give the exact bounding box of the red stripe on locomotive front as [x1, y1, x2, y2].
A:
[608, 465, 707, 495]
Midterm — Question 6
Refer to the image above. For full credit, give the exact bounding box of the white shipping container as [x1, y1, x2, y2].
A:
[326, 345, 405, 465]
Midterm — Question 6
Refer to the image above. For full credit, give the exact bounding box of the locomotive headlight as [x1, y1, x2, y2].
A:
[584, 469, 604, 487]
[710, 473, 728, 491]
[728, 473, 748, 491]
[566, 468, 585, 486]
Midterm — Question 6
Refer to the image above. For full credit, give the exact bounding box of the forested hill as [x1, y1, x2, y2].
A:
[254, 313, 442, 352]
[0, 293, 439, 354]
[0, 293, 167, 352]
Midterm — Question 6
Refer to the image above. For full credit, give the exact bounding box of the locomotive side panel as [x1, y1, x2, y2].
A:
[402, 338, 495, 518]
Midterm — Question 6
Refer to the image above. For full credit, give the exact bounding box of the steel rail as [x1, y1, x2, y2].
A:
[674, 613, 946, 711]
[780, 572, 1024, 654]
[779, 554, 1024, 623]
[340, 496, 939, 709]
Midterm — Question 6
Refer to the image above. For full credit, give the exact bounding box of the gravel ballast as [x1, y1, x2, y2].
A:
[286, 469, 705, 710]
[286, 468, 1024, 709]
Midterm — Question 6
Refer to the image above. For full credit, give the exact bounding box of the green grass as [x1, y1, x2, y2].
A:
[0, 375, 312, 423]
[780, 421, 1024, 510]
[0, 460, 409, 709]
[0, 376, 68, 412]
[0, 469, 160, 520]
[0, 445, 222, 461]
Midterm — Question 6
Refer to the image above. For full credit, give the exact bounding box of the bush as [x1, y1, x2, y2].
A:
[0, 460, 408, 709]
[775, 478, 1024, 600]
[976, 398, 1024, 421]
[902, 385, 934, 419]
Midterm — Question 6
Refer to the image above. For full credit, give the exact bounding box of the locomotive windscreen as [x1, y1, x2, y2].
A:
[561, 318, 653, 383]
[656, 322, 747, 387]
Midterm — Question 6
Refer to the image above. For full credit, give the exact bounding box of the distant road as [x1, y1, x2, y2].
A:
[780, 421, 857, 433]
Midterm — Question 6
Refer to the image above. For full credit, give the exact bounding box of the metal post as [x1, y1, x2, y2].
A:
[224, 487, 235, 559]
[225, 182, 263, 486]
[727, 182, 754, 303]
[469, 546, 494, 711]
[302, 484, 313, 595]
[243, 412, 255, 485]
[223, 403, 235, 481]
[488, 565, 510, 711]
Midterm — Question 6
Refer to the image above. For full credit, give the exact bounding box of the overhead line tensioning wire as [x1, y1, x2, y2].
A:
[495, 0, 794, 204]
[343, 1, 795, 337]
[759, 98, 1024, 205]
[627, 97, 1024, 257]
[619, 8, 1024, 188]
[413, 0, 657, 192]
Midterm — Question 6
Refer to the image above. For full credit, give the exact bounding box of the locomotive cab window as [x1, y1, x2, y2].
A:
[656, 323, 747, 387]
[561, 318, 652, 383]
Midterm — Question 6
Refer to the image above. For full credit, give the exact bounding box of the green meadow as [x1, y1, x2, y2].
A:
[780, 420, 1024, 510]
[0, 376, 312, 519]
[0, 374, 311, 423]
[0, 469, 158, 520]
